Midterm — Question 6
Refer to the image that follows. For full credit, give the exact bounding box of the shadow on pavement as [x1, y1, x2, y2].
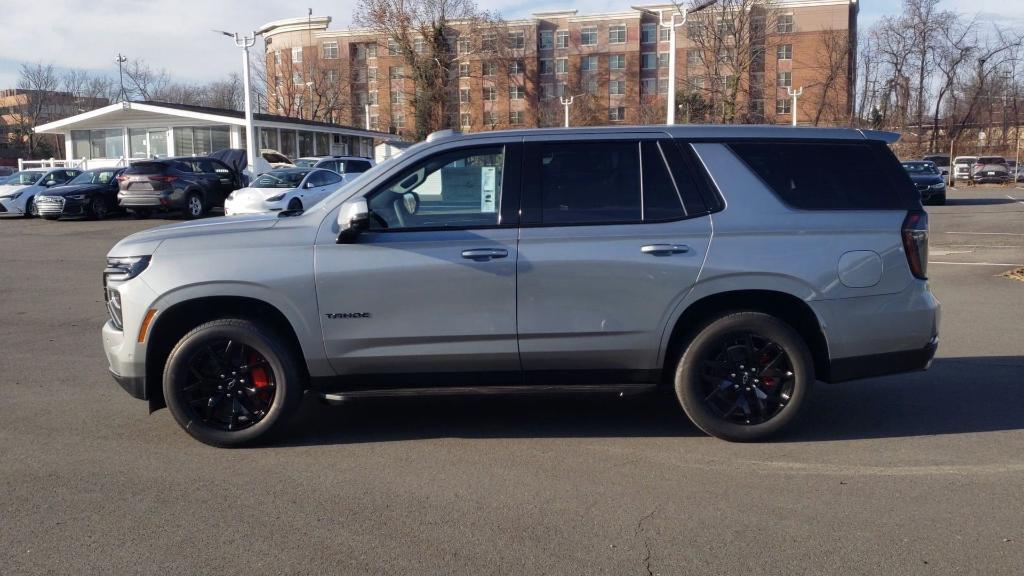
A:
[941, 197, 1019, 206]
[277, 355, 1024, 446]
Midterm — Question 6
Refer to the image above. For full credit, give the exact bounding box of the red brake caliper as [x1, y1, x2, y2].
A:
[249, 353, 271, 398]
[758, 352, 775, 388]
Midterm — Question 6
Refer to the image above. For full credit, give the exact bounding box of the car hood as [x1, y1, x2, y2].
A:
[107, 213, 282, 258]
[0, 184, 31, 197]
[39, 183, 107, 197]
[907, 173, 944, 185]
[230, 187, 296, 201]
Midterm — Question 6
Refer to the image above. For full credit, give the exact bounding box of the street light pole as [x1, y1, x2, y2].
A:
[215, 30, 259, 176]
[560, 95, 574, 127]
[647, 0, 716, 125]
[787, 86, 803, 126]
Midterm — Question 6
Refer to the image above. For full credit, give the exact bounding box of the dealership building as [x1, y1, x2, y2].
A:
[31, 100, 388, 169]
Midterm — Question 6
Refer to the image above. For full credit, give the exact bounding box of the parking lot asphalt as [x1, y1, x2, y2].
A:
[1, 188, 1023, 576]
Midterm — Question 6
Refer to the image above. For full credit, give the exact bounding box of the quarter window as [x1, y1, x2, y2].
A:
[368, 146, 506, 230]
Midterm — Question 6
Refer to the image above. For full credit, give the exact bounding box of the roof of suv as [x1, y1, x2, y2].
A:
[422, 125, 902, 146]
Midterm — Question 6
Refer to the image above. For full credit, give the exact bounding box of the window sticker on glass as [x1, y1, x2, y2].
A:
[481, 166, 497, 213]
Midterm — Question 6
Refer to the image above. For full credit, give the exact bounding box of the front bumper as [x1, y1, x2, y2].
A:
[36, 196, 91, 218]
[0, 196, 24, 214]
[110, 368, 147, 400]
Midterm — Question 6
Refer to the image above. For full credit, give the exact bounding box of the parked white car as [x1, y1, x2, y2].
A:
[0, 168, 82, 217]
[223, 168, 345, 215]
[312, 156, 374, 182]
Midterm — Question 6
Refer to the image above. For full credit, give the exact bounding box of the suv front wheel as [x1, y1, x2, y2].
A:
[162, 319, 302, 447]
[674, 312, 813, 442]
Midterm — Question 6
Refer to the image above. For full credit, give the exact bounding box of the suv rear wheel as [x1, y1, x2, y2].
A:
[184, 192, 205, 219]
[162, 319, 303, 447]
[674, 312, 813, 442]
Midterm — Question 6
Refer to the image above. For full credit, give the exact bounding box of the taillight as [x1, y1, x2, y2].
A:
[902, 210, 928, 280]
[149, 175, 178, 183]
[116, 175, 128, 182]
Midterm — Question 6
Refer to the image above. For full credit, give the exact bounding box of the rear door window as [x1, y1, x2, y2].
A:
[728, 140, 918, 210]
[537, 141, 641, 225]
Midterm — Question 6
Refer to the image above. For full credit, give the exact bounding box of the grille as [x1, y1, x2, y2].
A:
[35, 196, 64, 215]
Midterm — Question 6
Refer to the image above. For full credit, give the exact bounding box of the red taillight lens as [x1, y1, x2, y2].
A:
[902, 210, 929, 280]
[116, 175, 128, 182]
[148, 175, 178, 183]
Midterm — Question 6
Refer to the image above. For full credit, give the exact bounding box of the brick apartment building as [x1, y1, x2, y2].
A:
[260, 0, 857, 138]
[0, 89, 109, 161]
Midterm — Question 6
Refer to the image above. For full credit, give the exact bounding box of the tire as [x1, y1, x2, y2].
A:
[287, 198, 303, 212]
[23, 196, 36, 218]
[184, 192, 205, 219]
[674, 312, 814, 442]
[162, 318, 303, 447]
[90, 197, 109, 220]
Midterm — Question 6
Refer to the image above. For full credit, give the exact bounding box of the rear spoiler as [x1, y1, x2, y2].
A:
[859, 130, 901, 144]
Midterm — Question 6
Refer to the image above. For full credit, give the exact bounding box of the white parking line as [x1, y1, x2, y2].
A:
[933, 244, 1021, 248]
[943, 232, 1024, 237]
[930, 261, 1024, 267]
[1007, 195, 1024, 205]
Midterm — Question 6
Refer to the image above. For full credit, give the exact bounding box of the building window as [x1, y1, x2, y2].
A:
[718, 48, 735, 65]
[368, 67, 377, 82]
[458, 39, 471, 54]
[558, 83, 570, 98]
[717, 18, 735, 34]
[484, 111, 499, 125]
[581, 27, 598, 46]
[355, 92, 368, 106]
[509, 111, 524, 125]
[292, 70, 303, 85]
[609, 25, 627, 44]
[641, 52, 657, 70]
[688, 76, 705, 91]
[777, 14, 794, 33]
[273, 50, 281, 65]
[508, 60, 524, 75]
[609, 80, 626, 95]
[461, 113, 472, 128]
[641, 78, 657, 95]
[413, 38, 426, 54]
[291, 47, 303, 63]
[389, 66, 404, 79]
[555, 30, 569, 48]
[659, 27, 670, 41]
[460, 88, 471, 104]
[581, 55, 598, 72]
[540, 30, 553, 49]
[369, 115, 379, 130]
[393, 114, 405, 128]
[687, 49, 701, 66]
[322, 41, 338, 59]
[483, 86, 497, 101]
[777, 44, 792, 60]
[777, 71, 792, 88]
[585, 79, 599, 95]
[459, 62, 470, 77]
[641, 23, 657, 44]
[555, 58, 568, 74]
[388, 39, 399, 56]
[658, 78, 668, 94]
[658, 53, 669, 68]
[367, 43, 377, 58]
[540, 59, 554, 75]
[508, 30, 525, 49]
[509, 85, 525, 100]
[368, 91, 378, 105]
[540, 83, 554, 99]
[776, 98, 791, 114]
[686, 20, 702, 39]
[751, 99, 765, 116]
[609, 107, 626, 121]
[609, 54, 626, 70]
[391, 91, 403, 104]
[327, 70, 339, 83]
[482, 33, 496, 51]
[483, 61, 497, 76]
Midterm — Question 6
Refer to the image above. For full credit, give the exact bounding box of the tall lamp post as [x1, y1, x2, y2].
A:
[786, 86, 803, 127]
[215, 30, 259, 176]
[634, 1, 716, 125]
[560, 95, 574, 127]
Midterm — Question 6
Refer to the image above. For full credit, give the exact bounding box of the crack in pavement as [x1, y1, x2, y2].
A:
[634, 509, 657, 576]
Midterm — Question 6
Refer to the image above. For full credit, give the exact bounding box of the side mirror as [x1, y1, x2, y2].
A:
[401, 192, 420, 215]
[336, 198, 369, 244]
[304, 180, 316, 189]
[44, 180, 57, 187]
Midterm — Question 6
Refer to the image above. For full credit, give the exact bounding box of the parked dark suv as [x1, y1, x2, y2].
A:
[117, 157, 242, 218]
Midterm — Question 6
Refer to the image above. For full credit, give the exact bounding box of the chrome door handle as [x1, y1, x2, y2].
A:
[461, 248, 509, 261]
[641, 244, 690, 256]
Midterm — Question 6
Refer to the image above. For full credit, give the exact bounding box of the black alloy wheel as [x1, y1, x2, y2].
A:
[91, 197, 109, 220]
[179, 339, 277, 432]
[675, 312, 813, 442]
[24, 196, 37, 218]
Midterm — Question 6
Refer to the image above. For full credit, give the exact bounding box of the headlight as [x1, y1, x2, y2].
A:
[266, 193, 286, 202]
[104, 256, 151, 283]
[2, 190, 23, 199]
[930, 183, 945, 189]
[226, 192, 235, 201]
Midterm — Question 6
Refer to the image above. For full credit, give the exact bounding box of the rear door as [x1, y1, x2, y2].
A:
[516, 135, 713, 383]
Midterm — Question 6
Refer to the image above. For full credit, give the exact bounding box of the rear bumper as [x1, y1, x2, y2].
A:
[119, 189, 183, 210]
[827, 336, 938, 383]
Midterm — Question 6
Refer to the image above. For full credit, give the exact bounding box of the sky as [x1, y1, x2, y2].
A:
[2, 0, 1024, 90]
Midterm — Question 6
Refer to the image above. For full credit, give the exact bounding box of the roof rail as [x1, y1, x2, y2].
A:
[426, 128, 460, 142]
[860, 129, 901, 144]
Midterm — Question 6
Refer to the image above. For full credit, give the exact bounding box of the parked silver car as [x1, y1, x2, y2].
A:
[101, 126, 940, 446]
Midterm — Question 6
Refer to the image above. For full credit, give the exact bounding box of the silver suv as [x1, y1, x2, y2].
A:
[101, 126, 940, 446]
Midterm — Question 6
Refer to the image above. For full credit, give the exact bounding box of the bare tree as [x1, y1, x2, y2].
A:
[13, 63, 62, 158]
[810, 28, 850, 126]
[929, 14, 977, 152]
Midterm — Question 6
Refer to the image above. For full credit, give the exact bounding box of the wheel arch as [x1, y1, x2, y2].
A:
[144, 295, 309, 411]
[660, 289, 831, 385]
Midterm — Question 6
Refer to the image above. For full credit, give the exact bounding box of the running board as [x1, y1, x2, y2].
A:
[319, 383, 657, 405]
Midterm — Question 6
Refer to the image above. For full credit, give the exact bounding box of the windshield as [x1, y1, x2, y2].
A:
[3, 171, 44, 186]
[69, 169, 119, 185]
[251, 169, 311, 189]
[294, 159, 319, 168]
[902, 162, 939, 175]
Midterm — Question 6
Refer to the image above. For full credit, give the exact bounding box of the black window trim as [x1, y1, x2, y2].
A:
[520, 138, 716, 229]
[362, 142, 522, 234]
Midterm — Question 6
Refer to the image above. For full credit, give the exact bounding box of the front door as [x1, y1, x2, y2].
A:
[315, 142, 522, 385]
[516, 136, 714, 383]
